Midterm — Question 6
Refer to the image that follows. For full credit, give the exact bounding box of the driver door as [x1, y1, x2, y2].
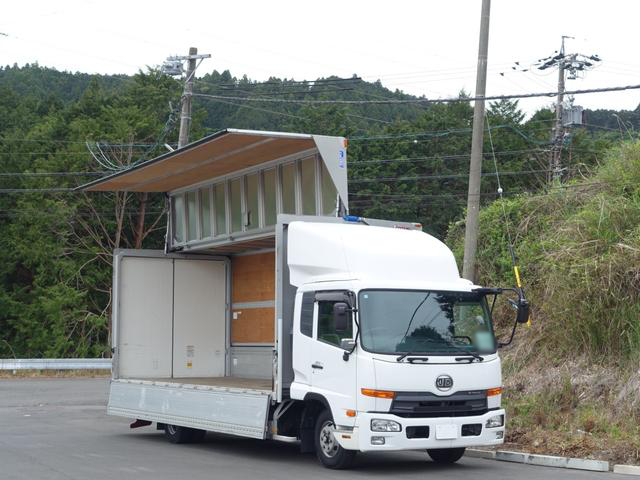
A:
[310, 293, 357, 421]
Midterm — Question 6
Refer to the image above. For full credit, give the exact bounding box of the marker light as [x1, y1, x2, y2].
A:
[487, 387, 503, 397]
[361, 388, 395, 399]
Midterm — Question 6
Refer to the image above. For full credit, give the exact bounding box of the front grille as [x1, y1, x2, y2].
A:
[390, 390, 488, 418]
[406, 426, 430, 439]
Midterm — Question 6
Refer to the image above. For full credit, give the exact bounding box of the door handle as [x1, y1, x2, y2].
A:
[311, 362, 324, 370]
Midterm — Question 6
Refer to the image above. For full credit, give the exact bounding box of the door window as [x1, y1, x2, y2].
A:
[317, 300, 353, 347]
[281, 163, 296, 214]
[186, 191, 198, 240]
[230, 178, 242, 232]
[200, 187, 212, 238]
[214, 183, 226, 236]
[300, 156, 316, 215]
[263, 168, 277, 226]
[245, 173, 260, 230]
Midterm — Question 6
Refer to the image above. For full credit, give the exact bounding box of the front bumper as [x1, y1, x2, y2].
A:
[334, 409, 505, 452]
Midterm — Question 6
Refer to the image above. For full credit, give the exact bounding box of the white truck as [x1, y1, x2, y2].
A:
[81, 129, 528, 469]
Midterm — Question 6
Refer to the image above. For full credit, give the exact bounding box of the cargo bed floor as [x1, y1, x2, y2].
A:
[146, 377, 272, 391]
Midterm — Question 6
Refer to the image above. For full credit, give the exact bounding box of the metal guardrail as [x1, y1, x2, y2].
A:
[0, 358, 112, 370]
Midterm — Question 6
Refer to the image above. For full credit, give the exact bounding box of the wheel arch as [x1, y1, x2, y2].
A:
[299, 393, 332, 453]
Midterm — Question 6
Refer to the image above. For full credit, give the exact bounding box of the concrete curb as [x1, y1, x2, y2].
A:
[466, 449, 610, 473]
[566, 457, 609, 472]
[465, 449, 496, 459]
[614, 465, 640, 476]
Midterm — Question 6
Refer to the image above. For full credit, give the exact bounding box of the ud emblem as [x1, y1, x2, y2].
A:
[435, 374, 453, 392]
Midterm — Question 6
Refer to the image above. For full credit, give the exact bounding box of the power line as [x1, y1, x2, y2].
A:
[202, 95, 305, 120]
[0, 172, 107, 177]
[349, 148, 550, 165]
[0, 149, 551, 179]
[0, 146, 604, 179]
[192, 83, 640, 105]
[0, 139, 166, 146]
[195, 83, 357, 97]
[0, 152, 99, 156]
[348, 169, 551, 184]
[212, 77, 362, 89]
[349, 126, 554, 147]
[0, 188, 77, 193]
[344, 112, 392, 124]
[0, 122, 556, 156]
[0, 170, 548, 192]
[349, 178, 631, 201]
[349, 121, 555, 141]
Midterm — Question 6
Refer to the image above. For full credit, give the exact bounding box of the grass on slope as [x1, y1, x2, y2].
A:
[447, 140, 640, 463]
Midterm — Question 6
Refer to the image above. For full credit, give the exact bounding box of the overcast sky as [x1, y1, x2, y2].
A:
[1, 0, 639, 116]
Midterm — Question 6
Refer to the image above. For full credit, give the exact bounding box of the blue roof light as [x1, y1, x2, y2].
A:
[343, 215, 361, 223]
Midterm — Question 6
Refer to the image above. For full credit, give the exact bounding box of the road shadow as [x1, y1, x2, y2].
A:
[121, 430, 493, 475]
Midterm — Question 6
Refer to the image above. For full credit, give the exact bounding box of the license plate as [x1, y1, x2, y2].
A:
[435, 424, 458, 440]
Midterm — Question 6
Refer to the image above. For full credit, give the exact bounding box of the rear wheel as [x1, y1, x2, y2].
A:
[314, 409, 356, 469]
[163, 424, 206, 444]
[427, 447, 466, 464]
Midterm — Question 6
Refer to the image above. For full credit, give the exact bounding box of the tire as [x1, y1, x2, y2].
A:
[427, 447, 466, 464]
[163, 424, 206, 444]
[314, 409, 357, 469]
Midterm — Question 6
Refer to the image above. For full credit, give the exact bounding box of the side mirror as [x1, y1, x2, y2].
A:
[333, 302, 350, 332]
[516, 297, 530, 324]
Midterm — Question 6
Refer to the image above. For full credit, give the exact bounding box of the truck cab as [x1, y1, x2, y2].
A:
[286, 220, 505, 467]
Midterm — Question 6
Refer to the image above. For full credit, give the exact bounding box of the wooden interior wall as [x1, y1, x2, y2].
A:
[230, 307, 275, 344]
[231, 252, 275, 344]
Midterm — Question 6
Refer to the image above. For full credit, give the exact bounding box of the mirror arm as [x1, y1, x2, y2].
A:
[490, 294, 498, 316]
[343, 317, 360, 362]
[498, 317, 518, 348]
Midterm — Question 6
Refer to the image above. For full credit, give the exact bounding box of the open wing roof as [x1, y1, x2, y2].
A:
[79, 129, 347, 200]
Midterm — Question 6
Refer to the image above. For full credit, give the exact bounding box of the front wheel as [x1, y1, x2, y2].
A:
[314, 410, 357, 469]
[427, 447, 466, 464]
[163, 424, 206, 444]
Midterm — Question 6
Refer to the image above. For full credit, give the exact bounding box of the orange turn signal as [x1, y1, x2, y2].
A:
[361, 388, 396, 399]
[487, 387, 503, 397]
[346, 409, 356, 417]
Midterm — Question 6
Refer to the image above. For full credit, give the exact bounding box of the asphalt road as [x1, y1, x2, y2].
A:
[0, 378, 628, 480]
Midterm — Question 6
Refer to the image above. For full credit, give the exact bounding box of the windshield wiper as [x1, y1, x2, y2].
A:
[440, 340, 484, 362]
[453, 348, 483, 362]
[396, 352, 429, 362]
[406, 338, 484, 361]
[396, 293, 432, 348]
[455, 355, 483, 363]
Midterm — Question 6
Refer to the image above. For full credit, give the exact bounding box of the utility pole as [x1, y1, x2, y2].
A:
[521, 36, 600, 183]
[551, 37, 568, 182]
[462, 0, 491, 283]
[178, 47, 198, 148]
[160, 48, 210, 254]
[161, 48, 211, 148]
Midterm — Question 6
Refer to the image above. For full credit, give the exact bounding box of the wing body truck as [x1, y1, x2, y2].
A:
[81, 129, 506, 469]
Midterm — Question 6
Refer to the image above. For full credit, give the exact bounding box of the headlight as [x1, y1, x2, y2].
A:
[371, 419, 401, 432]
[485, 414, 504, 428]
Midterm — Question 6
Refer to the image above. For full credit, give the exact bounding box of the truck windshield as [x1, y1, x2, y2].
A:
[358, 289, 496, 355]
